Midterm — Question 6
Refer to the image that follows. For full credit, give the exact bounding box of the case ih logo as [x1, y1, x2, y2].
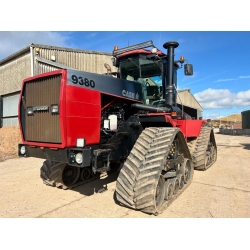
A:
[27, 106, 49, 116]
[122, 90, 139, 100]
[32, 106, 49, 111]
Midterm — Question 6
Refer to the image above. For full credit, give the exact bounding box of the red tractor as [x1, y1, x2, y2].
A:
[18, 40, 217, 215]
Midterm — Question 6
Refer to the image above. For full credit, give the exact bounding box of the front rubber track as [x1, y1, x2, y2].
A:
[115, 127, 194, 215]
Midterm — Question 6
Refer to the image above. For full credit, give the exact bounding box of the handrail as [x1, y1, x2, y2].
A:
[113, 40, 155, 56]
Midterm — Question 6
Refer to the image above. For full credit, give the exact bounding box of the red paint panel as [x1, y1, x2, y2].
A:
[66, 117, 100, 146]
[66, 84, 99, 103]
[66, 100, 100, 118]
[140, 113, 205, 139]
[65, 85, 101, 146]
[177, 120, 205, 138]
[186, 120, 205, 137]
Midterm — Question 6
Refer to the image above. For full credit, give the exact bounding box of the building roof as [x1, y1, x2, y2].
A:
[176, 88, 202, 110]
[0, 43, 113, 66]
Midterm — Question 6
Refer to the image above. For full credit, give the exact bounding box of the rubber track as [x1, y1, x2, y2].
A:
[40, 160, 80, 190]
[40, 160, 116, 190]
[115, 127, 194, 215]
[188, 127, 216, 170]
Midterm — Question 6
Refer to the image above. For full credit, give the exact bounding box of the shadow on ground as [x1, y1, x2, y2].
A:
[216, 143, 250, 150]
[72, 171, 120, 196]
[241, 144, 250, 150]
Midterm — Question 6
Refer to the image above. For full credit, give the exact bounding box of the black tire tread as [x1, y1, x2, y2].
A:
[188, 127, 217, 170]
[115, 127, 181, 214]
[40, 160, 80, 189]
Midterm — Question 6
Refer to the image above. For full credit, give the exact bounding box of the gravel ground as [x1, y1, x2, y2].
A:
[0, 129, 250, 218]
[0, 126, 22, 162]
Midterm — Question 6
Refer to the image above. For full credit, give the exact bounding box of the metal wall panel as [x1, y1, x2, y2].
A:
[36, 61, 59, 75]
[176, 89, 202, 111]
[2, 117, 18, 126]
[0, 52, 30, 95]
[2, 93, 20, 117]
[34, 47, 115, 76]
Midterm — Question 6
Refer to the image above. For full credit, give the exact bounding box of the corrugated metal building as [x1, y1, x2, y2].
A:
[146, 79, 202, 119]
[176, 89, 203, 119]
[0, 44, 115, 126]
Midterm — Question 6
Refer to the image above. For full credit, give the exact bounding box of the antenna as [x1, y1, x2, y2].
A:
[127, 32, 129, 46]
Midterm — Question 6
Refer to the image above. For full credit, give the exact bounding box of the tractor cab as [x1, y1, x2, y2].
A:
[111, 41, 179, 105]
[118, 51, 165, 105]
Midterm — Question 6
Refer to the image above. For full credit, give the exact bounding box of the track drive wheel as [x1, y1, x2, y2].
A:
[40, 160, 80, 189]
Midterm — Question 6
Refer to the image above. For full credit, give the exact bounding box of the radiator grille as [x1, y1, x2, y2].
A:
[22, 74, 62, 143]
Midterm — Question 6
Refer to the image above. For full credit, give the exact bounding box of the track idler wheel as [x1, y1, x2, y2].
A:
[209, 145, 217, 164]
[211, 146, 217, 163]
[177, 174, 185, 190]
[180, 159, 192, 184]
[165, 179, 174, 201]
[155, 175, 166, 209]
[204, 142, 217, 170]
[79, 167, 92, 181]
[61, 165, 80, 188]
[170, 178, 180, 195]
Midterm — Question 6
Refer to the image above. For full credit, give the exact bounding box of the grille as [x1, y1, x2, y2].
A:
[22, 74, 62, 143]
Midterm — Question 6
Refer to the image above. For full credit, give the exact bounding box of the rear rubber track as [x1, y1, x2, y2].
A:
[40, 160, 116, 190]
[188, 127, 217, 170]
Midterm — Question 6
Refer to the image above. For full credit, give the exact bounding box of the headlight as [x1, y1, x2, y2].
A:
[50, 104, 59, 114]
[75, 153, 83, 164]
[27, 107, 34, 116]
[20, 146, 26, 155]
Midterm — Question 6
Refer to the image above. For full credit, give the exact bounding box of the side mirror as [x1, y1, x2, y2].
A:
[184, 64, 193, 76]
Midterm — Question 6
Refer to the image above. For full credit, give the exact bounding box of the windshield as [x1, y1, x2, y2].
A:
[120, 58, 163, 104]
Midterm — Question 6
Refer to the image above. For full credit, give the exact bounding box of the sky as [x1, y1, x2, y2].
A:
[1, 1, 249, 121]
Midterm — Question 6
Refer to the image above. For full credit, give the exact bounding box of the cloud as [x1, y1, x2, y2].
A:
[0, 31, 71, 60]
[239, 75, 250, 79]
[214, 75, 250, 82]
[214, 78, 237, 82]
[203, 112, 222, 120]
[194, 88, 250, 109]
[181, 71, 225, 87]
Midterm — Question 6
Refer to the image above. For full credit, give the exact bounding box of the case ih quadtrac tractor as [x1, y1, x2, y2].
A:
[18, 40, 217, 215]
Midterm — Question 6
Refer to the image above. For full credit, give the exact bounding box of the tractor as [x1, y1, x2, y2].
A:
[18, 40, 217, 215]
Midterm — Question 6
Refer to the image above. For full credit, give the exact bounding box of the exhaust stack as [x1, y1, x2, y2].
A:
[163, 41, 179, 107]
